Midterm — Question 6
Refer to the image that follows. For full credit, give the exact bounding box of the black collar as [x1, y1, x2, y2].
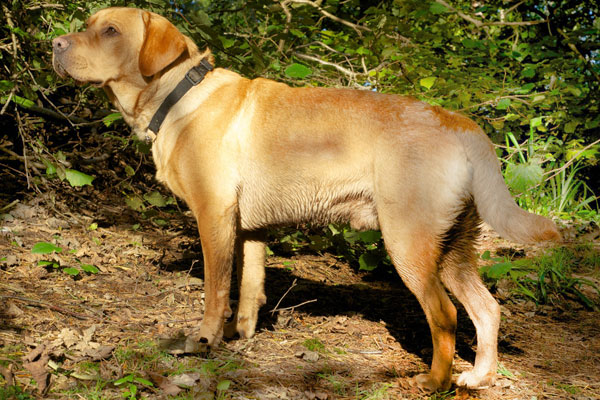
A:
[147, 58, 213, 134]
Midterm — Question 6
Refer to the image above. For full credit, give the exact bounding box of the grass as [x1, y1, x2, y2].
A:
[480, 246, 600, 309]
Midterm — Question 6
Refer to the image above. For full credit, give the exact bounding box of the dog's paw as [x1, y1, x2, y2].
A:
[413, 373, 451, 393]
[456, 370, 495, 389]
[223, 315, 258, 339]
[196, 320, 224, 347]
[236, 315, 258, 339]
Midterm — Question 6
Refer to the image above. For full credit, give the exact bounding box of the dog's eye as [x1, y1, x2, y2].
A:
[103, 26, 118, 36]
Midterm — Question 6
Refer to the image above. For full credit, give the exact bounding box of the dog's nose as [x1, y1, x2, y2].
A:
[52, 36, 71, 53]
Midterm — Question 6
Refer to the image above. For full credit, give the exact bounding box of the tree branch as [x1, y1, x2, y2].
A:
[289, 0, 370, 35]
[436, 0, 546, 28]
[294, 52, 358, 78]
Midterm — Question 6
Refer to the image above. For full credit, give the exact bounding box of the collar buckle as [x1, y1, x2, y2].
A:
[186, 67, 204, 85]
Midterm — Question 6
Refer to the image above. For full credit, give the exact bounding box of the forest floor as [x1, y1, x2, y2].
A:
[1, 156, 599, 400]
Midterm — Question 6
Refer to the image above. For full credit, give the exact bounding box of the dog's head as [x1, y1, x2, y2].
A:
[52, 7, 188, 87]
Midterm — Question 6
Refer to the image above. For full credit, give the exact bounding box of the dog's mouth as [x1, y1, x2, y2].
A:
[53, 58, 104, 87]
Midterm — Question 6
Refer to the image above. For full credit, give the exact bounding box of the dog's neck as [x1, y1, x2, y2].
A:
[104, 41, 211, 141]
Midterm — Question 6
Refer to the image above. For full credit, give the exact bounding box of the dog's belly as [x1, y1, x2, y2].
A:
[238, 180, 379, 232]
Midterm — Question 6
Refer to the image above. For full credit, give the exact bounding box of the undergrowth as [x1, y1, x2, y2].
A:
[480, 247, 600, 309]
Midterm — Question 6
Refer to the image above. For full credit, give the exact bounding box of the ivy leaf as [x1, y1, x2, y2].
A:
[65, 169, 94, 187]
[284, 63, 312, 79]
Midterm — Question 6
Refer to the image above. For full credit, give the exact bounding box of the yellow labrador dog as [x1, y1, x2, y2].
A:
[53, 7, 560, 392]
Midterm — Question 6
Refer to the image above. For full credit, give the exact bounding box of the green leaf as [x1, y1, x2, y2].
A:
[219, 36, 235, 49]
[429, 2, 448, 14]
[505, 162, 544, 193]
[63, 267, 80, 276]
[38, 260, 59, 268]
[124, 165, 135, 177]
[564, 121, 579, 133]
[102, 112, 122, 127]
[125, 196, 144, 211]
[359, 253, 379, 271]
[521, 68, 536, 78]
[461, 39, 478, 48]
[419, 76, 436, 89]
[114, 375, 133, 386]
[81, 264, 99, 274]
[289, 28, 305, 38]
[343, 229, 360, 245]
[358, 230, 382, 244]
[0, 80, 15, 92]
[284, 63, 312, 79]
[65, 169, 94, 187]
[32, 242, 62, 254]
[144, 191, 167, 207]
[496, 98, 511, 110]
[133, 377, 153, 386]
[485, 262, 513, 279]
[217, 380, 232, 391]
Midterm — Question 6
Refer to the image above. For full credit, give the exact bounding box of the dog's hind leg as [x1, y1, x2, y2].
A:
[225, 234, 267, 339]
[376, 201, 456, 392]
[439, 201, 500, 389]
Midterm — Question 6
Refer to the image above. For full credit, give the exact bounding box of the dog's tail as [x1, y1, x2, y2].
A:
[459, 128, 561, 244]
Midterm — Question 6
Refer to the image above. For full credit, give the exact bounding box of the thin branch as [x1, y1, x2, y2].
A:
[278, 0, 293, 53]
[557, 28, 600, 84]
[436, 0, 546, 28]
[270, 278, 297, 314]
[289, 0, 370, 35]
[543, 138, 600, 182]
[294, 52, 358, 78]
[0, 295, 94, 320]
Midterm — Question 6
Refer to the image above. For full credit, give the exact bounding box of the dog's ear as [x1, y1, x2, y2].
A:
[139, 12, 187, 77]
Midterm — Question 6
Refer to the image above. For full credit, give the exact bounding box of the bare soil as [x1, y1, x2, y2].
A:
[1, 179, 599, 399]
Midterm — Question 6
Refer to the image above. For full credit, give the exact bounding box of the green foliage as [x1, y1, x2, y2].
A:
[277, 224, 390, 272]
[31, 241, 99, 277]
[480, 248, 600, 309]
[114, 374, 153, 399]
[0, 386, 35, 400]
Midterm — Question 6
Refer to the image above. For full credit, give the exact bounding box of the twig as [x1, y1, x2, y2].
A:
[435, 0, 546, 28]
[278, 0, 293, 53]
[294, 52, 358, 78]
[0, 199, 19, 213]
[0, 145, 45, 170]
[0, 295, 94, 320]
[543, 138, 600, 182]
[273, 298, 317, 312]
[289, 0, 370, 35]
[557, 28, 600, 84]
[270, 278, 298, 314]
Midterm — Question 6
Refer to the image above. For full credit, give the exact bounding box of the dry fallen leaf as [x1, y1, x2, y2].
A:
[22, 346, 50, 394]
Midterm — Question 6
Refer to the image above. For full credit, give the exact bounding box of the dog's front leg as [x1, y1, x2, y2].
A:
[225, 235, 267, 339]
[193, 205, 237, 347]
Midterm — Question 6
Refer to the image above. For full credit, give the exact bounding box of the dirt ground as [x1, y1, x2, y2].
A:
[1, 181, 599, 399]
